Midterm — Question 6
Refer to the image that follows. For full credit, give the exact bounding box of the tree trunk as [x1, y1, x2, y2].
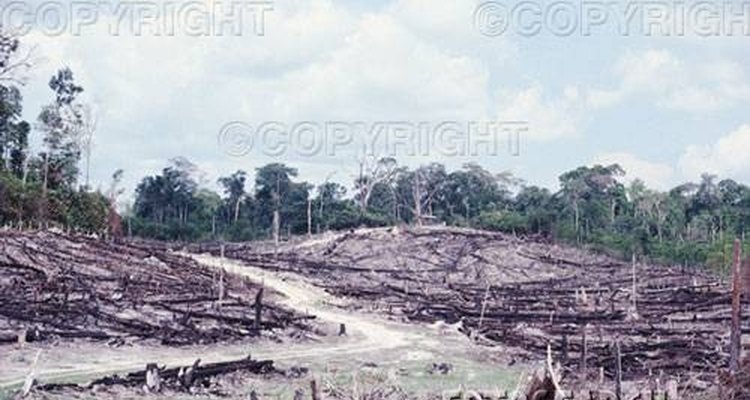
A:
[413, 171, 423, 226]
[272, 209, 280, 253]
[233, 198, 241, 223]
[307, 198, 312, 238]
[730, 239, 742, 373]
[254, 287, 264, 330]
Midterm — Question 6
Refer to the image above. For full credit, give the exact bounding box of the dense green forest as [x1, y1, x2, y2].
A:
[125, 157, 750, 274]
[1, 30, 749, 274]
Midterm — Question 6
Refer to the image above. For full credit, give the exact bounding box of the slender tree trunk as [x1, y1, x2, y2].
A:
[85, 150, 91, 189]
[307, 198, 312, 238]
[414, 189, 422, 227]
[318, 195, 324, 233]
[573, 199, 580, 235]
[233, 198, 241, 223]
[41, 153, 49, 221]
[272, 209, 280, 249]
[42, 154, 48, 194]
[730, 239, 742, 373]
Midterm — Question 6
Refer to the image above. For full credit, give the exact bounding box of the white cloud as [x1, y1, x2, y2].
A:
[593, 152, 675, 190]
[497, 84, 585, 142]
[15, 0, 623, 198]
[678, 124, 750, 180]
[589, 49, 750, 112]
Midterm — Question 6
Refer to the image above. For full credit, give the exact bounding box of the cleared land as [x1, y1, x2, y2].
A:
[195, 226, 743, 393]
[0, 227, 746, 398]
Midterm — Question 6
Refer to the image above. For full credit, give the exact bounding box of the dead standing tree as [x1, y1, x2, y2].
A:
[355, 156, 399, 212]
[730, 239, 743, 374]
[272, 177, 281, 257]
[107, 169, 125, 237]
[78, 104, 97, 189]
[408, 166, 445, 226]
[0, 30, 34, 86]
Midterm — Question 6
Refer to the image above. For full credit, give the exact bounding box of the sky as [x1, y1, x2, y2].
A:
[9, 0, 750, 201]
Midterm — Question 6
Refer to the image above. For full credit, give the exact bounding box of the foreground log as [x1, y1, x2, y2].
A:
[38, 356, 276, 392]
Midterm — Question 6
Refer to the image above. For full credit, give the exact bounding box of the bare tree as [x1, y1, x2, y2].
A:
[0, 29, 34, 86]
[107, 169, 125, 203]
[77, 105, 97, 189]
[355, 156, 399, 211]
[408, 166, 446, 226]
[107, 169, 125, 237]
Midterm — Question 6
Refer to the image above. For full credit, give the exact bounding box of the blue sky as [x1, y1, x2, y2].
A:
[13, 0, 750, 200]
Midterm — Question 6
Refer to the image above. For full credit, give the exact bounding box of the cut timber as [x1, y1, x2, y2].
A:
[39, 356, 275, 392]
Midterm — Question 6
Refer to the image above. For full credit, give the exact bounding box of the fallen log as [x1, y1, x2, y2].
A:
[38, 356, 276, 392]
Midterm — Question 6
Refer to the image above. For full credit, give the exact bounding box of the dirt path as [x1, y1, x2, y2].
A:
[1, 254, 520, 395]
[192, 254, 419, 357]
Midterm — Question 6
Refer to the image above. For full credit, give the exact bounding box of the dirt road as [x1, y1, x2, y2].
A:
[193, 254, 418, 358]
[1, 254, 520, 396]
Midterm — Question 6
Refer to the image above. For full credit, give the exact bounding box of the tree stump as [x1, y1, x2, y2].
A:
[179, 359, 200, 388]
[145, 363, 161, 393]
[254, 287, 264, 330]
[310, 379, 320, 400]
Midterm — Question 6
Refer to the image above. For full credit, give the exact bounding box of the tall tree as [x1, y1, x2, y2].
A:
[0, 85, 29, 178]
[255, 163, 311, 236]
[559, 164, 625, 238]
[218, 170, 247, 224]
[442, 163, 513, 224]
[354, 157, 399, 212]
[395, 163, 447, 225]
[37, 67, 86, 192]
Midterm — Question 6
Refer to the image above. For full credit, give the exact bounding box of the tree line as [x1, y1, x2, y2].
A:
[128, 156, 750, 274]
